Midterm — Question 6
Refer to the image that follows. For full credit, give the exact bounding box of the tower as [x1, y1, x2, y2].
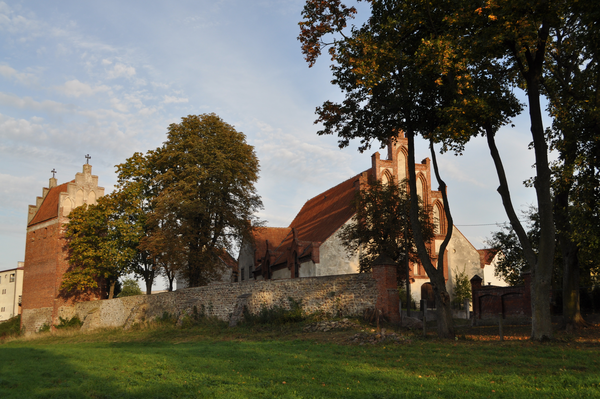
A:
[21, 163, 105, 332]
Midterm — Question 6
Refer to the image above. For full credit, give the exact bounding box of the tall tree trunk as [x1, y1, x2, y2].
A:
[406, 131, 454, 339]
[526, 76, 555, 341]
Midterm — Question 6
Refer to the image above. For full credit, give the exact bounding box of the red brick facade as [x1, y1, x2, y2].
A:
[373, 257, 401, 323]
[470, 272, 532, 321]
[21, 165, 105, 329]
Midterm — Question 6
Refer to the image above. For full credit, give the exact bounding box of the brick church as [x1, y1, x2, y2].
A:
[20, 162, 105, 331]
[238, 133, 488, 303]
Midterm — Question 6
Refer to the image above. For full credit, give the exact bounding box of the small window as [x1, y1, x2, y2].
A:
[241, 268, 245, 281]
[1, 307, 4, 312]
[1, 289, 5, 294]
[10, 274, 15, 283]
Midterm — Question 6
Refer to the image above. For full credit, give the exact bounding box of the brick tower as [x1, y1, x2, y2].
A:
[21, 163, 105, 332]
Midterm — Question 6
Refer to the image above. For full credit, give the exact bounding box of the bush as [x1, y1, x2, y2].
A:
[452, 267, 472, 309]
[117, 278, 143, 297]
[56, 316, 83, 330]
[243, 297, 305, 326]
[0, 315, 21, 339]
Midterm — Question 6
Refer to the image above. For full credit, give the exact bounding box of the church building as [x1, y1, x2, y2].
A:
[20, 162, 105, 331]
[238, 133, 486, 303]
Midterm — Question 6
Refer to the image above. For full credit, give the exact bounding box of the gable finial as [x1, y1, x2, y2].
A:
[51, 168, 57, 178]
[85, 154, 91, 164]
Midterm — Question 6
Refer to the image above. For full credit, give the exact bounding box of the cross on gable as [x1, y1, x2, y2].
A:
[51, 168, 57, 178]
[85, 154, 91, 164]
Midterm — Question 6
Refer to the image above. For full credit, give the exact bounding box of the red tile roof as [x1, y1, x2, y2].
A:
[477, 248, 499, 268]
[288, 171, 366, 243]
[252, 227, 291, 262]
[268, 171, 370, 266]
[28, 182, 70, 227]
[217, 249, 238, 270]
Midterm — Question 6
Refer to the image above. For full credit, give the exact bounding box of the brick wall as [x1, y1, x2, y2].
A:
[470, 272, 532, 323]
[21, 271, 397, 333]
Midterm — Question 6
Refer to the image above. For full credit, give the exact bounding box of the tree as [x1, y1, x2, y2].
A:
[113, 152, 159, 294]
[148, 113, 263, 287]
[541, 0, 600, 330]
[486, 209, 541, 286]
[299, 0, 496, 338]
[62, 195, 139, 300]
[339, 179, 435, 287]
[117, 278, 143, 297]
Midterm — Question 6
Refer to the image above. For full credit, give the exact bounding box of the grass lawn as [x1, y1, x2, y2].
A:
[1, 319, 599, 398]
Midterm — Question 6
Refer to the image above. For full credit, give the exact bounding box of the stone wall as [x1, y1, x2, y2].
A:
[22, 272, 383, 333]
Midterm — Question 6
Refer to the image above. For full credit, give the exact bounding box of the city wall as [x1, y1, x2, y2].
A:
[21, 271, 395, 333]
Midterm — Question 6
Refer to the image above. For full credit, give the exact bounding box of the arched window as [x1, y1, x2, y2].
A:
[397, 149, 407, 182]
[433, 201, 445, 235]
[381, 170, 393, 185]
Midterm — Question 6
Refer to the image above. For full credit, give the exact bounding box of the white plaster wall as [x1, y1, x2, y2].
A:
[483, 253, 509, 287]
[237, 241, 255, 282]
[299, 260, 317, 278]
[271, 267, 290, 279]
[0, 267, 22, 320]
[317, 221, 360, 276]
[445, 227, 483, 299]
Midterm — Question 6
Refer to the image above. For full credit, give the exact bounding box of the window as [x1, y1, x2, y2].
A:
[0, 276, 2, 283]
[10, 274, 14, 283]
[241, 268, 245, 281]
[0, 307, 5, 312]
[1, 289, 6, 294]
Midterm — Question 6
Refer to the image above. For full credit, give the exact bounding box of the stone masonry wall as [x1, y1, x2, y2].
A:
[22, 273, 380, 333]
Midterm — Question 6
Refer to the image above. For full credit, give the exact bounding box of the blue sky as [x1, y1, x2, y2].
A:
[0, 0, 547, 285]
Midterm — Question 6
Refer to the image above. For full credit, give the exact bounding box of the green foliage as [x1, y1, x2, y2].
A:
[242, 297, 305, 326]
[451, 267, 472, 309]
[340, 179, 434, 283]
[38, 323, 51, 333]
[62, 194, 140, 299]
[117, 278, 143, 297]
[0, 315, 21, 339]
[55, 316, 83, 330]
[143, 113, 263, 287]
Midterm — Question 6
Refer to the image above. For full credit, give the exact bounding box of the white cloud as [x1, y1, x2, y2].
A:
[0, 92, 74, 114]
[107, 63, 136, 79]
[54, 79, 110, 98]
[0, 64, 38, 86]
[0, 173, 41, 210]
[163, 95, 189, 104]
[102, 59, 112, 65]
[110, 97, 129, 112]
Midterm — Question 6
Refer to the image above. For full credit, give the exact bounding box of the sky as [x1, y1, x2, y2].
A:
[0, 1, 551, 286]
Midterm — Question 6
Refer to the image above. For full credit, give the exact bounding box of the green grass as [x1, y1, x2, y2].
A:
[1, 321, 599, 398]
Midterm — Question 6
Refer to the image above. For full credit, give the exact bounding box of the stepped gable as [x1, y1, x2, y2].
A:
[28, 182, 71, 226]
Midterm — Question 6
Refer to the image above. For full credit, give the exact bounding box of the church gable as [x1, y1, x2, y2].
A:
[27, 182, 70, 227]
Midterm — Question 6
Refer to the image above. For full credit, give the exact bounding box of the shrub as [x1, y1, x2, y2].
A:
[55, 316, 83, 329]
[452, 267, 472, 309]
[0, 315, 21, 339]
[243, 297, 305, 326]
[117, 278, 143, 297]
